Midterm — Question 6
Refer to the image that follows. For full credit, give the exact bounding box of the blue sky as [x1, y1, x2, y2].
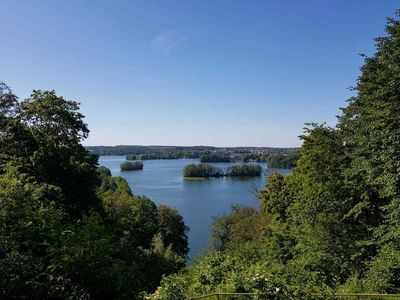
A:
[1, 0, 398, 147]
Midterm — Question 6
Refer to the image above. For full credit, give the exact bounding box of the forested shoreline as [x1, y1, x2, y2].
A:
[86, 145, 299, 168]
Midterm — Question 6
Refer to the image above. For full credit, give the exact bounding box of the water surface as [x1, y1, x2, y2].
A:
[99, 156, 290, 259]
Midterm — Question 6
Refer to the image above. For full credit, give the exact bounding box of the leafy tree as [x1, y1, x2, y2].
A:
[157, 205, 189, 258]
[336, 11, 400, 289]
[0, 87, 100, 218]
[211, 206, 264, 252]
[0, 84, 189, 298]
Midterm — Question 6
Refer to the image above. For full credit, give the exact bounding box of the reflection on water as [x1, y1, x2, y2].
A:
[99, 156, 291, 259]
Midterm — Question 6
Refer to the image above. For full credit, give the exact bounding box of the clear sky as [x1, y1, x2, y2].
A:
[1, 1, 398, 147]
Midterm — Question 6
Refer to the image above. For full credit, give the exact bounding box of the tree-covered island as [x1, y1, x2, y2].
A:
[225, 165, 262, 176]
[183, 163, 262, 178]
[120, 160, 144, 171]
[183, 163, 224, 178]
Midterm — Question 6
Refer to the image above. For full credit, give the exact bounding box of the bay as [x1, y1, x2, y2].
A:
[98, 156, 291, 259]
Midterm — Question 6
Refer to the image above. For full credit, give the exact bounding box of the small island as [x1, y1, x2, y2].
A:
[225, 165, 262, 177]
[183, 163, 262, 178]
[183, 163, 223, 178]
[120, 160, 143, 171]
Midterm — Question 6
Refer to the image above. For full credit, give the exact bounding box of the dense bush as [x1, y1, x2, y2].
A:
[120, 160, 143, 171]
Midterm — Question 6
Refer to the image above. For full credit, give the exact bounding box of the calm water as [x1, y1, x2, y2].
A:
[99, 156, 291, 259]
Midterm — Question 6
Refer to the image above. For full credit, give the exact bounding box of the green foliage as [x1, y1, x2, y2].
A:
[211, 206, 264, 251]
[267, 150, 300, 169]
[225, 165, 262, 177]
[183, 163, 223, 178]
[149, 274, 188, 300]
[363, 245, 400, 293]
[0, 87, 100, 218]
[120, 160, 144, 171]
[157, 205, 189, 258]
[184, 164, 262, 178]
[0, 84, 188, 298]
[200, 153, 232, 163]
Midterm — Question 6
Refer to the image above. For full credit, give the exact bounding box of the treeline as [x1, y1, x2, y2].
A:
[183, 164, 262, 178]
[88, 145, 298, 165]
[0, 84, 188, 299]
[199, 153, 232, 163]
[121, 160, 144, 171]
[88, 145, 296, 157]
[150, 13, 400, 299]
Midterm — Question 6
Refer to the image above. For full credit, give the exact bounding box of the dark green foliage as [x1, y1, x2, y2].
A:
[157, 205, 189, 258]
[267, 150, 300, 168]
[199, 153, 232, 163]
[211, 206, 265, 251]
[183, 163, 223, 178]
[0, 84, 188, 299]
[120, 160, 143, 171]
[183, 164, 261, 178]
[225, 165, 262, 176]
[0, 87, 100, 219]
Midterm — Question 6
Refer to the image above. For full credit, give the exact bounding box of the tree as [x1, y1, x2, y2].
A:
[338, 11, 400, 289]
[0, 88, 100, 218]
[157, 205, 189, 258]
[0, 83, 189, 298]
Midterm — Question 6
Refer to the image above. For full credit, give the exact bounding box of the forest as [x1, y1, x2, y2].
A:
[149, 12, 400, 300]
[0, 84, 188, 299]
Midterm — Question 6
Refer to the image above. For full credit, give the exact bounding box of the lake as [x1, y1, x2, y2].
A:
[99, 156, 291, 260]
